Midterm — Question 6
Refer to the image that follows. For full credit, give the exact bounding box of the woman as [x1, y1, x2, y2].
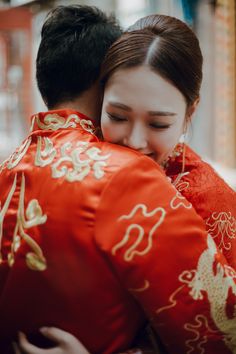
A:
[19, 13, 236, 354]
[100, 14, 236, 268]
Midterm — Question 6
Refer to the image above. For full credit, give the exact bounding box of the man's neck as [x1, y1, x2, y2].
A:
[52, 84, 101, 123]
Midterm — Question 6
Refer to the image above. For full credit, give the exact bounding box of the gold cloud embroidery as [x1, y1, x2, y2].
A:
[35, 113, 80, 131]
[35, 136, 57, 167]
[35, 113, 95, 133]
[112, 204, 166, 261]
[51, 141, 110, 182]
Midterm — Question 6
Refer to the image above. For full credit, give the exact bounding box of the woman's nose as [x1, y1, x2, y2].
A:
[123, 125, 147, 150]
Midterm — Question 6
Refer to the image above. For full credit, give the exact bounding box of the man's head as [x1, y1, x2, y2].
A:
[36, 5, 122, 109]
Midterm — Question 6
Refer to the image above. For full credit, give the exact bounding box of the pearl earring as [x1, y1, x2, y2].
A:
[179, 133, 186, 144]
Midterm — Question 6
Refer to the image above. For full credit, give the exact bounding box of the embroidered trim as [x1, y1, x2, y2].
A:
[0, 174, 18, 263]
[112, 204, 166, 261]
[80, 119, 95, 134]
[0, 158, 8, 174]
[34, 113, 95, 133]
[35, 113, 80, 131]
[206, 212, 236, 251]
[5, 137, 32, 170]
[0, 173, 47, 271]
[30, 115, 36, 132]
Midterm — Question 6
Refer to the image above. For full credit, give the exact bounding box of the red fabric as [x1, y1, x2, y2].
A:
[0, 110, 235, 353]
[165, 145, 236, 269]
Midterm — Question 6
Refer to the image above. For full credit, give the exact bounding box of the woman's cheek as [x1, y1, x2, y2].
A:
[101, 124, 121, 143]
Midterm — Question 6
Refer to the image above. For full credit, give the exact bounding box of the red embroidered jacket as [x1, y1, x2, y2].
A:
[166, 145, 236, 269]
[0, 109, 235, 354]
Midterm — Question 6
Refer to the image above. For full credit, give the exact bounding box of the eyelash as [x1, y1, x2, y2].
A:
[107, 113, 127, 122]
[149, 123, 171, 130]
[107, 113, 171, 129]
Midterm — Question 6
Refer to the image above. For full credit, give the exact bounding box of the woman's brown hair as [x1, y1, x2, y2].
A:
[101, 14, 203, 107]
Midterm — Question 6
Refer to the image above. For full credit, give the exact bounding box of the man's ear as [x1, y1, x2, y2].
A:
[187, 97, 200, 120]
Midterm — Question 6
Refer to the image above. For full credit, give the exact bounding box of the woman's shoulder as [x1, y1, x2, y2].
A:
[181, 146, 236, 267]
[184, 145, 235, 194]
[168, 144, 235, 194]
[166, 144, 236, 218]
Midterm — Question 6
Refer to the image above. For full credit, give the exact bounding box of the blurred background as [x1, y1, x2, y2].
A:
[0, 0, 235, 189]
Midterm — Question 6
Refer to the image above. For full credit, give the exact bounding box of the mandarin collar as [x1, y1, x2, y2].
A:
[30, 109, 95, 134]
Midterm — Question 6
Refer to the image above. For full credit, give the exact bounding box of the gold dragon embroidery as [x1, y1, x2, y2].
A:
[179, 235, 236, 352]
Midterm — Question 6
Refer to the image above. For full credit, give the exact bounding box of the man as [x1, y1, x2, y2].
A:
[0, 5, 235, 354]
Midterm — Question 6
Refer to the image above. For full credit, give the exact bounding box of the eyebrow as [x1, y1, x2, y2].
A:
[148, 111, 177, 116]
[108, 101, 177, 116]
[108, 101, 132, 112]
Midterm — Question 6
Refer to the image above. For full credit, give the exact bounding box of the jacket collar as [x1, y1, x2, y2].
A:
[30, 109, 95, 134]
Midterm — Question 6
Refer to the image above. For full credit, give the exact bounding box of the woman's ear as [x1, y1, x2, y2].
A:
[187, 97, 200, 121]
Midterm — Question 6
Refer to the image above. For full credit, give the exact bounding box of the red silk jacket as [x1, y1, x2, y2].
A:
[0, 109, 235, 354]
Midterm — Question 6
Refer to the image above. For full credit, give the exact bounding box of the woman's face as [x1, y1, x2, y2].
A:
[101, 65, 188, 165]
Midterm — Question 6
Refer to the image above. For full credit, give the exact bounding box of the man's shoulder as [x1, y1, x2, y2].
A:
[93, 141, 166, 177]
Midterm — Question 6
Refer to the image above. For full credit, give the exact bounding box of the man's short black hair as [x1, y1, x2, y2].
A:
[36, 5, 122, 108]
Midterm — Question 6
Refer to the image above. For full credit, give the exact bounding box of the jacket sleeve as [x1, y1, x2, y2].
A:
[95, 156, 236, 354]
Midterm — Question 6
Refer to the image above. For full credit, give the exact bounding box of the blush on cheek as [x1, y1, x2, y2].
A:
[101, 127, 115, 143]
[103, 125, 124, 144]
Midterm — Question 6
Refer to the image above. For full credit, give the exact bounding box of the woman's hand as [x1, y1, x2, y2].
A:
[17, 327, 90, 354]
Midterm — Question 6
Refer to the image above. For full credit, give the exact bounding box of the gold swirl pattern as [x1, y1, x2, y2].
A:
[35, 113, 80, 131]
[155, 285, 184, 316]
[6, 137, 32, 170]
[0, 157, 8, 174]
[172, 171, 190, 188]
[80, 119, 95, 133]
[0, 173, 47, 271]
[129, 280, 150, 292]
[35, 113, 95, 133]
[184, 315, 217, 354]
[206, 211, 236, 251]
[170, 188, 192, 210]
[51, 141, 110, 182]
[0, 174, 18, 263]
[112, 204, 166, 261]
[35, 136, 57, 167]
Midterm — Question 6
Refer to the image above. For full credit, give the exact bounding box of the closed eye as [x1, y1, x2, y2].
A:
[107, 113, 127, 122]
[149, 123, 171, 129]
